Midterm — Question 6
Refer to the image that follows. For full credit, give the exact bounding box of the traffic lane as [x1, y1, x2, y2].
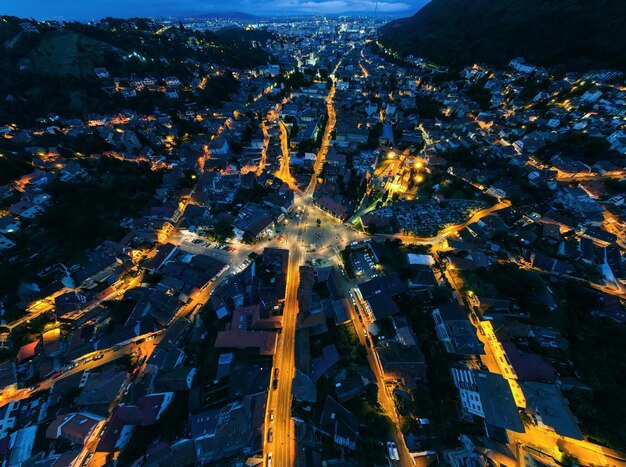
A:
[347, 296, 415, 467]
[10, 333, 163, 402]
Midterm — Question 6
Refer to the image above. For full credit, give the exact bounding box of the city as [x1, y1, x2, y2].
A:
[0, 2, 625, 467]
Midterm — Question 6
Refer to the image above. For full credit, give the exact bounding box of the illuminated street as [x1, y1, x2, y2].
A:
[0, 7, 625, 467]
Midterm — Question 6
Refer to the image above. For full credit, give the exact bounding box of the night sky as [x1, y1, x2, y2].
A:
[3, 0, 430, 19]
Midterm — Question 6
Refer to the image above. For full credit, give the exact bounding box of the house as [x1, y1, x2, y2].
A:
[16, 340, 41, 363]
[375, 341, 426, 389]
[0, 401, 19, 438]
[154, 367, 196, 392]
[42, 328, 62, 357]
[4, 425, 37, 465]
[0, 234, 15, 250]
[46, 413, 104, 445]
[311, 345, 340, 383]
[142, 243, 178, 272]
[92, 66, 110, 78]
[55, 292, 87, 317]
[0, 216, 20, 234]
[318, 396, 359, 451]
[208, 137, 230, 157]
[521, 382, 583, 440]
[233, 204, 275, 242]
[499, 342, 556, 382]
[451, 368, 524, 434]
[315, 196, 349, 221]
[191, 392, 266, 464]
[95, 410, 134, 456]
[115, 392, 174, 426]
[8, 198, 45, 219]
[0, 361, 17, 397]
[76, 370, 129, 415]
[356, 273, 406, 321]
[432, 303, 484, 356]
[164, 76, 182, 87]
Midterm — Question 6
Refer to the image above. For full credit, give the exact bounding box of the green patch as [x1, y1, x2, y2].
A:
[28, 31, 113, 77]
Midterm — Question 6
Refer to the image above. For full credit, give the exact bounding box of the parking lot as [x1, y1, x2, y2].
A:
[351, 251, 379, 281]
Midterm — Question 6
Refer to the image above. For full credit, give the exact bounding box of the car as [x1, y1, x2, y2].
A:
[50, 370, 64, 379]
[28, 384, 40, 392]
[417, 418, 430, 425]
[272, 378, 278, 390]
[269, 410, 274, 421]
[93, 354, 104, 361]
[267, 427, 274, 443]
[191, 239, 203, 244]
[274, 368, 280, 379]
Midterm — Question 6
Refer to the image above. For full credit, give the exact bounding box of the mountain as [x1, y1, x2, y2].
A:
[189, 11, 259, 20]
[379, 0, 626, 71]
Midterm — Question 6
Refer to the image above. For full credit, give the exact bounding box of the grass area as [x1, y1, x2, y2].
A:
[29, 31, 113, 77]
[451, 269, 497, 297]
[553, 282, 626, 452]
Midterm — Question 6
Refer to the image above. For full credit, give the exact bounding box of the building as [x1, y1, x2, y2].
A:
[46, 413, 104, 445]
[355, 273, 406, 321]
[451, 368, 524, 435]
[318, 396, 359, 451]
[521, 382, 583, 440]
[432, 303, 485, 356]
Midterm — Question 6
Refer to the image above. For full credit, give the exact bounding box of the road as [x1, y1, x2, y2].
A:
[0, 331, 162, 406]
[265, 194, 309, 467]
[306, 74, 338, 196]
[266, 46, 354, 464]
[374, 200, 512, 245]
[332, 265, 418, 467]
[256, 120, 271, 175]
[276, 120, 298, 191]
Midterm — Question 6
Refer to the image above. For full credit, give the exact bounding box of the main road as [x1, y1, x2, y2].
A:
[265, 195, 308, 467]
[266, 49, 348, 465]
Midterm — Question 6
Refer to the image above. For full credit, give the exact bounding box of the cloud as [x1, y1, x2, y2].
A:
[3, 0, 425, 19]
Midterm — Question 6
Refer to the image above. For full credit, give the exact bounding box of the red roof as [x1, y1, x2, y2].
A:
[17, 340, 40, 362]
[214, 330, 277, 356]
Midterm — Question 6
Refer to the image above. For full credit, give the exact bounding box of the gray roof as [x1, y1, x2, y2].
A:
[521, 382, 583, 440]
[474, 371, 524, 433]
